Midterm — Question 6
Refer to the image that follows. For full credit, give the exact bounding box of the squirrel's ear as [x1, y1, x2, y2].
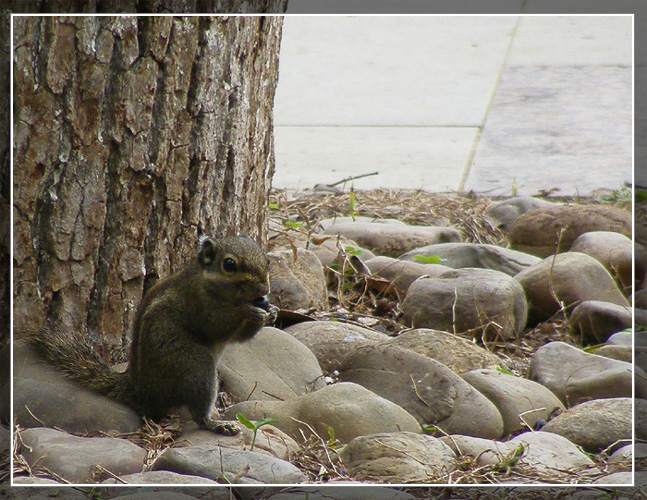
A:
[198, 236, 217, 266]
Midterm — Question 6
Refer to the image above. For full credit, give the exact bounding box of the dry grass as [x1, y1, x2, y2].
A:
[443, 451, 632, 486]
[269, 188, 508, 246]
[267, 189, 511, 339]
[288, 431, 347, 484]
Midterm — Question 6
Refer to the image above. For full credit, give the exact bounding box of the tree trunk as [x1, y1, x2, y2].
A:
[8, 1, 289, 14]
[0, 12, 8, 346]
[13, 15, 283, 341]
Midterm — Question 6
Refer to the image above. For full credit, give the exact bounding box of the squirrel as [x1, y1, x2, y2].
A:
[26, 234, 278, 435]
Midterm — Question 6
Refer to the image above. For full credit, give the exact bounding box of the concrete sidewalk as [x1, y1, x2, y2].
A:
[271, 16, 632, 196]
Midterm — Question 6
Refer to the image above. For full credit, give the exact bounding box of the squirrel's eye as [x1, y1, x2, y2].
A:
[223, 257, 237, 272]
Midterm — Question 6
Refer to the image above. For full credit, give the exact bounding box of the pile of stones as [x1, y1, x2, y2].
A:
[8, 196, 641, 488]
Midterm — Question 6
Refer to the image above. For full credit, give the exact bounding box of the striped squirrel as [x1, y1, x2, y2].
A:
[27, 235, 277, 434]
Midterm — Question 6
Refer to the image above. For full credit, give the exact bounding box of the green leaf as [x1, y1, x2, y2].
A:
[413, 255, 444, 264]
[235, 413, 256, 430]
[582, 344, 605, 354]
[255, 417, 278, 428]
[344, 246, 361, 256]
[349, 190, 357, 215]
[269, 202, 279, 209]
[283, 220, 302, 229]
[504, 443, 526, 465]
[326, 427, 339, 449]
[496, 366, 514, 375]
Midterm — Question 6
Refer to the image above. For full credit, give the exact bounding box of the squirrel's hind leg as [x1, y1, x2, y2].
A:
[191, 392, 240, 435]
[184, 357, 240, 435]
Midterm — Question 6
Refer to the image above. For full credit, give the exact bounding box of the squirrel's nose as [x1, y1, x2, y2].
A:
[252, 296, 270, 311]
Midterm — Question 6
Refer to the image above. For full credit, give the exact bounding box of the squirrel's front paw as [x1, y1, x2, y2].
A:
[265, 304, 279, 325]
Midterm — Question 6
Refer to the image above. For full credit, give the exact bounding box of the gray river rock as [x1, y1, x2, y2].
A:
[399, 242, 540, 276]
[339, 431, 457, 483]
[19, 427, 146, 484]
[515, 252, 629, 325]
[339, 343, 504, 439]
[224, 382, 421, 444]
[528, 341, 636, 405]
[152, 445, 306, 484]
[540, 397, 632, 453]
[402, 267, 527, 341]
[461, 368, 565, 436]
[219, 326, 326, 402]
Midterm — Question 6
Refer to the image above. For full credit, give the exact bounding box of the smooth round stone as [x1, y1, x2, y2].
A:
[569, 300, 632, 344]
[528, 341, 636, 406]
[387, 328, 504, 375]
[365, 255, 450, 292]
[223, 382, 421, 444]
[152, 445, 306, 485]
[593, 472, 633, 485]
[178, 420, 299, 461]
[102, 471, 219, 484]
[339, 343, 504, 439]
[268, 247, 328, 311]
[299, 235, 375, 268]
[283, 320, 390, 373]
[570, 231, 638, 293]
[320, 218, 462, 257]
[594, 344, 632, 363]
[260, 486, 418, 500]
[606, 330, 633, 346]
[486, 197, 559, 231]
[13, 341, 142, 435]
[461, 368, 565, 435]
[540, 398, 632, 453]
[607, 444, 632, 463]
[635, 398, 647, 441]
[508, 204, 633, 258]
[515, 252, 628, 325]
[506, 431, 598, 477]
[19, 427, 147, 484]
[402, 268, 527, 341]
[339, 431, 457, 483]
[219, 326, 326, 403]
[399, 242, 540, 276]
[441, 431, 597, 481]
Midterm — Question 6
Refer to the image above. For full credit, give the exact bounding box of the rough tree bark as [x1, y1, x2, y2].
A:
[0, 11, 8, 346]
[8, 1, 289, 14]
[13, 15, 283, 342]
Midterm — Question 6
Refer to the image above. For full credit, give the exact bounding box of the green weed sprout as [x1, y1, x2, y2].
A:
[413, 255, 444, 264]
[349, 189, 359, 217]
[235, 413, 278, 451]
[327, 426, 339, 449]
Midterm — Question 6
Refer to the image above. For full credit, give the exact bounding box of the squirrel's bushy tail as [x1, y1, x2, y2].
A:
[26, 324, 132, 405]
